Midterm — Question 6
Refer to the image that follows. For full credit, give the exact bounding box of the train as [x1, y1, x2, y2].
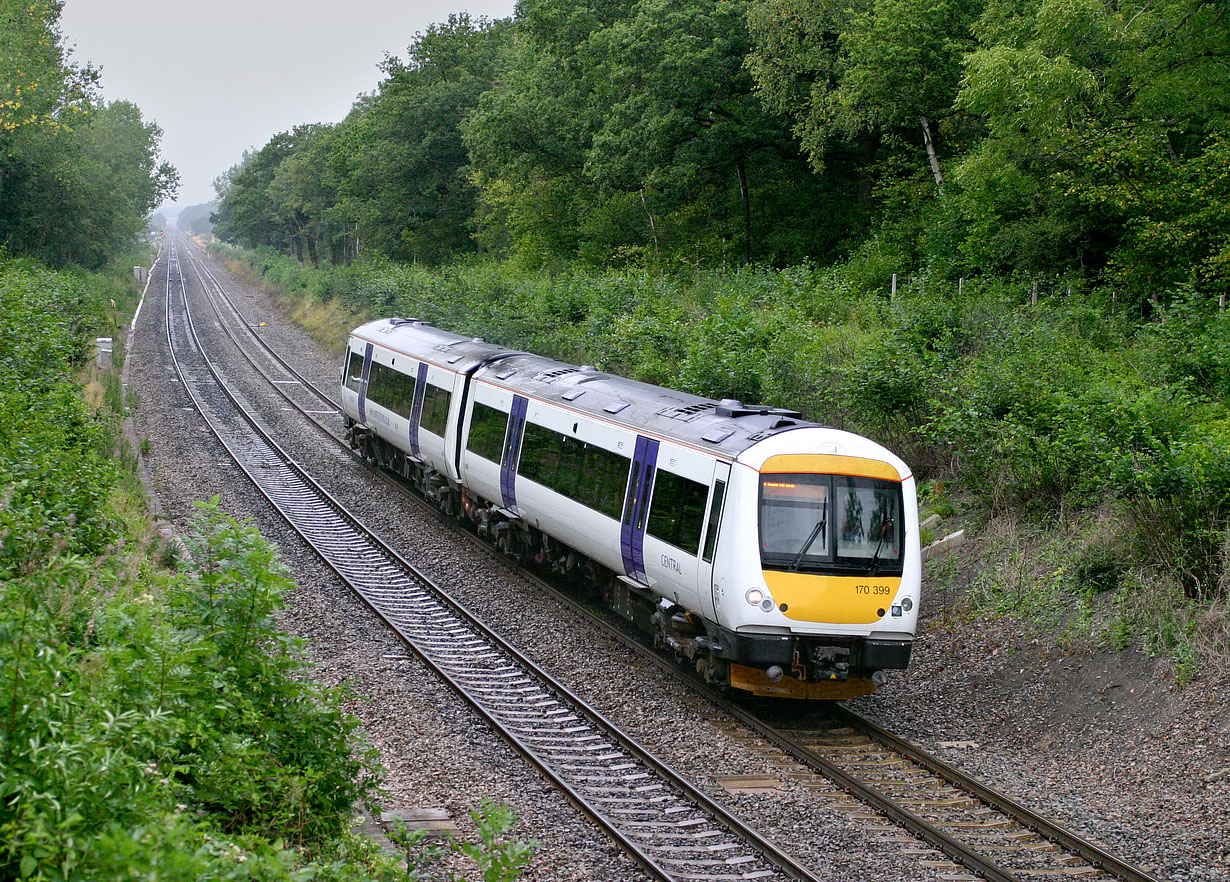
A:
[340, 317, 920, 700]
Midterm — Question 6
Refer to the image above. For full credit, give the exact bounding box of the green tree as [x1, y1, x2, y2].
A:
[747, 0, 982, 190]
[952, 0, 1230, 294]
[212, 131, 299, 251]
[1, 2, 173, 266]
[332, 14, 512, 263]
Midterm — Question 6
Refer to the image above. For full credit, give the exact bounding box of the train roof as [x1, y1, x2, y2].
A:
[352, 317, 518, 373]
[351, 317, 822, 459]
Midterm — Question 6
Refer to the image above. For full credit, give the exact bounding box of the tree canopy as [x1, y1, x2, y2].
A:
[210, 0, 1229, 301]
[0, 0, 177, 267]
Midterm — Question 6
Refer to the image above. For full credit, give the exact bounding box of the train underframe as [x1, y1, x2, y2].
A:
[348, 423, 906, 700]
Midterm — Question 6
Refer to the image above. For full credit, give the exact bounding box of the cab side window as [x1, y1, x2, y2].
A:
[344, 350, 364, 393]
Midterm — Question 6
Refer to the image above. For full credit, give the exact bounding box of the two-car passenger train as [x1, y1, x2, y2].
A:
[341, 318, 920, 700]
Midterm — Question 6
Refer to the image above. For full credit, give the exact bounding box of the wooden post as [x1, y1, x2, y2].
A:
[1220, 293, 1226, 312]
[958, 277, 964, 297]
[1031, 281, 1038, 306]
[891, 274, 897, 296]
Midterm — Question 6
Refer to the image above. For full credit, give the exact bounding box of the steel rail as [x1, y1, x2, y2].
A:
[830, 705, 1164, 882]
[179, 241, 341, 413]
[159, 237, 821, 882]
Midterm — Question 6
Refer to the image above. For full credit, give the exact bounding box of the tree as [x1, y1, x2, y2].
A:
[330, 14, 512, 263]
[2, 1, 175, 266]
[747, 0, 982, 190]
[952, 0, 1230, 293]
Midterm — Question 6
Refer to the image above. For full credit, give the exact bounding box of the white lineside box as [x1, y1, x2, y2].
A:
[96, 337, 113, 370]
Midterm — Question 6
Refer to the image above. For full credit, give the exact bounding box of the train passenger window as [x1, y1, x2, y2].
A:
[517, 421, 553, 486]
[701, 479, 726, 563]
[556, 434, 586, 497]
[420, 382, 452, 437]
[366, 362, 415, 419]
[518, 421, 629, 520]
[588, 444, 630, 520]
[467, 402, 508, 463]
[647, 471, 708, 556]
[344, 350, 365, 393]
[367, 362, 388, 408]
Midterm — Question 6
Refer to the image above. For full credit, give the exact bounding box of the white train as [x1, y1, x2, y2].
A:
[341, 318, 920, 699]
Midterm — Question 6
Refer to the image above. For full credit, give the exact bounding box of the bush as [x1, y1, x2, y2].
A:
[0, 256, 401, 880]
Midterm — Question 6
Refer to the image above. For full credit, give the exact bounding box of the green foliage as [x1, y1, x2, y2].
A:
[1, 3, 177, 268]
[0, 261, 120, 575]
[389, 799, 539, 882]
[0, 256, 400, 879]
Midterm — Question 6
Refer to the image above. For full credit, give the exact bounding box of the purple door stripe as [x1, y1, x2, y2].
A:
[357, 343, 373, 424]
[631, 439, 659, 581]
[408, 362, 428, 458]
[500, 395, 528, 511]
[620, 436, 659, 584]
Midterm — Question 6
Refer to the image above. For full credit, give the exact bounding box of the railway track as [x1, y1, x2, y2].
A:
[162, 240, 819, 882]
[170, 235, 1169, 882]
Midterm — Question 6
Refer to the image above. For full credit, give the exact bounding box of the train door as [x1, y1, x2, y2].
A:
[499, 395, 529, 514]
[406, 363, 429, 459]
[619, 436, 659, 584]
[356, 343, 374, 424]
[698, 462, 731, 621]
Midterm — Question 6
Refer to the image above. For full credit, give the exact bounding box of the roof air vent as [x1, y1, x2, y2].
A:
[716, 400, 804, 419]
[537, 367, 578, 381]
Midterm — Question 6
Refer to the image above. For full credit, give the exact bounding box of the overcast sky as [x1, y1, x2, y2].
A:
[59, 0, 517, 213]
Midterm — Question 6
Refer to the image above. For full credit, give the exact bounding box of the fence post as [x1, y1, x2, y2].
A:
[891, 273, 897, 296]
[1031, 281, 1038, 306]
[958, 277, 964, 297]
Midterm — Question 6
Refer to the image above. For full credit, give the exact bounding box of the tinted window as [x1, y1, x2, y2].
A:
[344, 350, 365, 393]
[647, 470, 708, 556]
[367, 361, 415, 419]
[834, 476, 902, 564]
[518, 421, 628, 520]
[420, 382, 451, 437]
[467, 402, 508, 463]
[759, 473, 903, 574]
[702, 479, 726, 563]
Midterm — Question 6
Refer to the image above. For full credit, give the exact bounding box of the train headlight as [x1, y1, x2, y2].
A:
[746, 588, 776, 612]
[901, 596, 914, 612]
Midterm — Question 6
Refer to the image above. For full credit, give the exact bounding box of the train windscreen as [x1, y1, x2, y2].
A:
[760, 474, 902, 574]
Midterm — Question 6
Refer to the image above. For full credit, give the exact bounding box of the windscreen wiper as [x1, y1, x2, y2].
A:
[867, 517, 894, 576]
[789, 500, 827, 571]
